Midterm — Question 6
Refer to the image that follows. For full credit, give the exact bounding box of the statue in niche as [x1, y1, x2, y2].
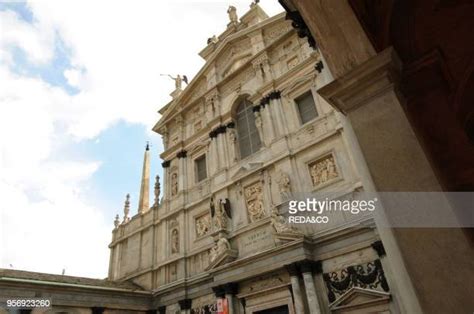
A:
[245, 183, 265, 222]
[228, 128, 238, 161]
[270, 207, 301, 234]
[227, 6, 238, 24]
[154, 174, 161, 205]
[171, 172, 178, 196]
[254, 111, 264, 144]
[171, 229, 179, 254]
[309, 155, 338, 186]
[277, 171, 292, 200]
[228, 127, 237, 144]
[211, 198, 231, 231]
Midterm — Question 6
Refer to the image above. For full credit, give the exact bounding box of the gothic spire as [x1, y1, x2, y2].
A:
[138, 142, 150, 214]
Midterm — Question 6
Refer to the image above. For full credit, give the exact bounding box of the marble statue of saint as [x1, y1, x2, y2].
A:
[171, 229, 179, 253]
[213, 199, 229, 231]
[209, 237, 230, 263]
[171, 172, 178, 196]
[163, 74, 188, 90]
[277, 171, 291, 200]
[227, 6, 238, 23]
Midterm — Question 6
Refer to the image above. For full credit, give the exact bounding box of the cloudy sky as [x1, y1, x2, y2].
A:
[0, 0, 283, 278]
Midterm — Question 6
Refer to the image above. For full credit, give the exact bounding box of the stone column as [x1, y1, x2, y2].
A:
[271, 91, 290, 137]
[209, 130, 219, 175]
[286, 263, 305, 314]
[260, 98, 276, 144]
[300, 260, 321, 314]
[176, 150, 187, 193]
[179, 299, 192, 314]
[216, 125, 228, 170]
[213, 285, 227, 314]
[161, 160, 171, 199]
[224, 282, 239, 314]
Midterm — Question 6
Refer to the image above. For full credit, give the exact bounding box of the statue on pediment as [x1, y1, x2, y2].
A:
[227, 6, 238, 24]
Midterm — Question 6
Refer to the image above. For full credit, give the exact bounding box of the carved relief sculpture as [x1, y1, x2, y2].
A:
[210, 237, 231, 263]
[309, 154, 339, 187]
[196, 213, 211, 237]
[245, 182, 265, 222]
[171, 172, 178, 196]
[171, 229, 179, 254]
[270, 207, 301, 234]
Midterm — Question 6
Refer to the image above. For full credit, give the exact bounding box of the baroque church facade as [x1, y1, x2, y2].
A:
[107, 4, 399, 313]
[1, 4, 403, 314]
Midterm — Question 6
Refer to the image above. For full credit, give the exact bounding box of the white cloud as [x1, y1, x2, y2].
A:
[0, 9, 55, 65]
[0, 0, 283, 278]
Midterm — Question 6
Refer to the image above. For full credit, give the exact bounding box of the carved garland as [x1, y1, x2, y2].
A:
[323, 259, 390, 303]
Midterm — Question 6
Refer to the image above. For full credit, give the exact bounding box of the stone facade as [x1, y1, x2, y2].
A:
[105, 4, 401, 314]
[1, 4, 404, 314]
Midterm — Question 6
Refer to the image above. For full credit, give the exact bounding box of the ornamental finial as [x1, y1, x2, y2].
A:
[123, 193, 130, 223]
[154, 174, 161, 206]
[114, 214, 120, 228]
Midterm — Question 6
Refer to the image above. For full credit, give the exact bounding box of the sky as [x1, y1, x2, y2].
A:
[0, 0, 283, 278]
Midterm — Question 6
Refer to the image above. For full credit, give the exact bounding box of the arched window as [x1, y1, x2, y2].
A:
[236, 99, 261, 158]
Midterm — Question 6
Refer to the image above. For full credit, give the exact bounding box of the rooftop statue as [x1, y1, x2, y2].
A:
[227, 5, 238, 24]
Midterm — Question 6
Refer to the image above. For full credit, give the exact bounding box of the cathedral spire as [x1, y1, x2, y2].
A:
[138, 142, 150, 214]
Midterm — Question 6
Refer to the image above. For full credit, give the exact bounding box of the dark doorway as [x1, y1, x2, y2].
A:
[254, 305, 289, 314]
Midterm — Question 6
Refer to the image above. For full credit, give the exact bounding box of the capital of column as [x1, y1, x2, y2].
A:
[298, 259, 322, 275]
[178, 299, 192, 310]
[176, 150, 187, 159]
[285, 262, 300, 277]
[371, 240, 386, 257]
[216, 125, 227, 135]
[224, 282, 239, 295]
[212, 285, 226, 298]
[91, 307, 105, 314]
[162, 160, 171, 168]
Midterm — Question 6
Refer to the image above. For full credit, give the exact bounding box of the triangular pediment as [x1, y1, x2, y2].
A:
[154, 12, 292, 132]
[230, 162, 263, 180]
[330, 287, 390, 311]
[205, 249, 238, 271]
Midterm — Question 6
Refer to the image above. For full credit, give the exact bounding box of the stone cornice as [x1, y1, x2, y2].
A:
[318, 47, 401, 114]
